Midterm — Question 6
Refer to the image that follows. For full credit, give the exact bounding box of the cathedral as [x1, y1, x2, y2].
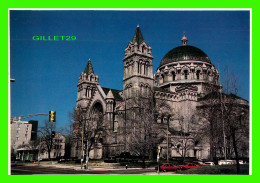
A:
[71, 26, 249, 161]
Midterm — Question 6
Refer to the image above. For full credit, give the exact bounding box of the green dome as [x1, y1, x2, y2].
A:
[159, 45, 211, 67]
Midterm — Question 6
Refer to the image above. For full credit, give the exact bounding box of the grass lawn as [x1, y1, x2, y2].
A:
[178, 164, 249, 175]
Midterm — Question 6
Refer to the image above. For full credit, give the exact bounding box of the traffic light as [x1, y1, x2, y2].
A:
[51, 131, 55, 138]
[49, 111, 56, 122]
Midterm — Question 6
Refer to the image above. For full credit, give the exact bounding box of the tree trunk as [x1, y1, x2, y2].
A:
[231, 127, 240, 174]
[142, 156, 146, 169]
[48, 150, 51, 160]
[209, 121, 214, 161]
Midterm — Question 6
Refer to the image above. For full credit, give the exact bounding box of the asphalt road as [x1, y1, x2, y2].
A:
[11, 165, 161, 175]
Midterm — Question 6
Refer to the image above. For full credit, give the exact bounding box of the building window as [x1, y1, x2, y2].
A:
[25, 134, 28, 137]
[172, 71, 176, 81]
[16, 137, 19, 140]
[196, 70, 201, 79]
[142, 45, 145, 53]
[162, 75, 165, 83]
[184, 70, 188, 79]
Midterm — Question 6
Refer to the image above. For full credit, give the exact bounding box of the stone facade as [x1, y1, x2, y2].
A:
[71, 27, 248, 161]
[39, 133, 66, 160]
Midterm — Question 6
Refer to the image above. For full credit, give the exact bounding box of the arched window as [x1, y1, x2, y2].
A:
[172, 71, 176, 81]
[143, 63, 146, 75]
[196, 70, 201, 80]
[137, 62, 140, 74]
[90, 75, 93, 81]
[86, 88, 89, 97]
[142, 45, 145, 53]
[184, 70, 188, 80]
[162, 74, 165, 83]
[177, 144, 181, 152]
[155, 75, 159, 84]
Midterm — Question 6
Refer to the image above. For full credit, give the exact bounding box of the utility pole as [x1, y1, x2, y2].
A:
[218, 62, 227, 161]
[85, 139, 89, 169]
[167, 122, 169, 163]
[124, 99, 127, 152]
[81, 120, 84, 169]
[38, 137, 42, 165]
[157, 145, 160, 174]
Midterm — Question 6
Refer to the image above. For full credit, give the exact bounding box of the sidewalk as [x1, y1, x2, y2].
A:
[21, 161, 152, 171]
[18, 162, 176, 174]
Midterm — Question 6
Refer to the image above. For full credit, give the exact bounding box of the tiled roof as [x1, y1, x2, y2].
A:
[102, 87, 123, 101]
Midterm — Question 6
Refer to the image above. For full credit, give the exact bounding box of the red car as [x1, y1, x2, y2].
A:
[178, 163, 200, 170]
[155, 163, 180, 172]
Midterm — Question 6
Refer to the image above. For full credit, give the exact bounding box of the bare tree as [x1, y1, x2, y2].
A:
[125, 95, 158, 167]
[73, 105, 104, 169]
[38, 120, 57, 160]
[221, 69, 249, 174]
[170, 105, 203, 164]
[58, 111, 74, 159]
[198, 68, 249, 174]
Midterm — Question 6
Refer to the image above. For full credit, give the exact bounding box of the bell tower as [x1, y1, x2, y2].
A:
[76, 59, 99, 109]
[123, 25, 154, 99]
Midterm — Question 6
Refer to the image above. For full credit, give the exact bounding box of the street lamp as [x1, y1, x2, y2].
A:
[157, 145, 160, 174]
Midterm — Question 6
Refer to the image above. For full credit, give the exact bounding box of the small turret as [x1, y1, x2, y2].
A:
[181, 32, 188, 46]
[106, 89, 115, 99]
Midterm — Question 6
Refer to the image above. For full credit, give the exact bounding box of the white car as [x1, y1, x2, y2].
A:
[218, 160, 235, 165]
[203, 162, 215, 166]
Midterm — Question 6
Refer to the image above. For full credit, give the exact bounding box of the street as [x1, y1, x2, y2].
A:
[11, 164, 170, 175]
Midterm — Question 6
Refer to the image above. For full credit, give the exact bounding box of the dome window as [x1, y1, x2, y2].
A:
[196, 70, 201, 80]
[162, 74, 165, 83]
[172, 71, 176, 81]
[184, 70, 189, 80]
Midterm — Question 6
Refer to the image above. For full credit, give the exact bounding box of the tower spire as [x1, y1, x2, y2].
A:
[181, 32, 188, 46]
[132, 25, 144, 45]
[84, 59, 94, 75]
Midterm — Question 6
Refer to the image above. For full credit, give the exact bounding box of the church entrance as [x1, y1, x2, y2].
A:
[89, 102, 104, 159]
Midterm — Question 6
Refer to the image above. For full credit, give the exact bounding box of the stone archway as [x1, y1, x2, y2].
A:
[90, 102, 104, 123]
[89, 101, 104, 159]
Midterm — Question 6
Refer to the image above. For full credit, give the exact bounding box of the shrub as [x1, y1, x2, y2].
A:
[178, 164, 249, 175]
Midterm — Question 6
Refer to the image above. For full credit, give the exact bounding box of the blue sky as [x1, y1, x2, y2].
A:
[10, 10, 250, 129]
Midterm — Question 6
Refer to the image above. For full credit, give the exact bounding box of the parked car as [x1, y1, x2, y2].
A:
[218, 160, 235, 165]
[239, 160, 246, 164]
[197, 162, 209, 166]
[203, 162, 215, 166]
[155, 163, 180, 172]
[178, 163, 200, 170]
